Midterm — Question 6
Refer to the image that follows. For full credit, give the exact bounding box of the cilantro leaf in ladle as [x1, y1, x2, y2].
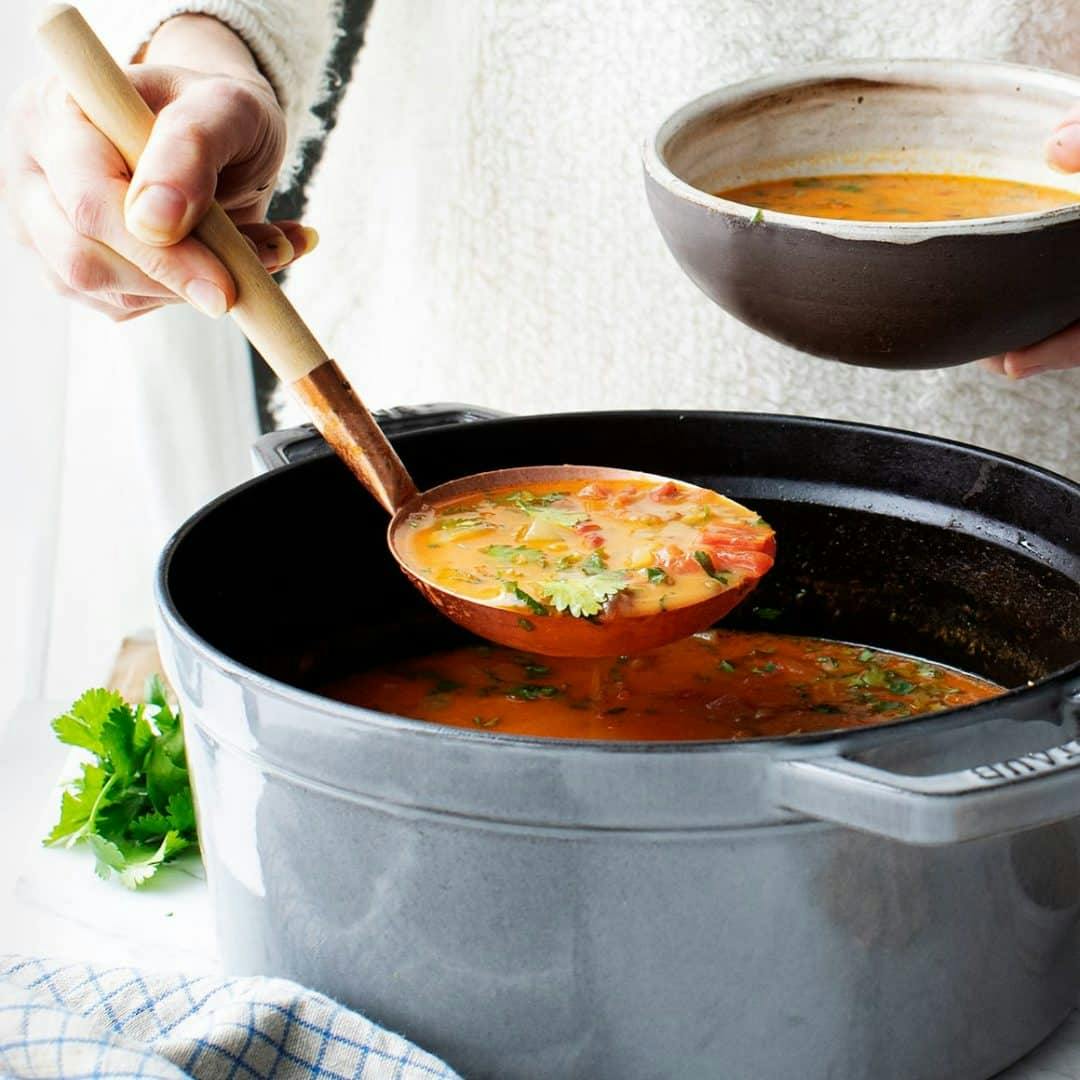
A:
[537, 571, 630, 618]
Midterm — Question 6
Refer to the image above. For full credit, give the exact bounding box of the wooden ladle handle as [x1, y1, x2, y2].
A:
[36, 4, 418, 513]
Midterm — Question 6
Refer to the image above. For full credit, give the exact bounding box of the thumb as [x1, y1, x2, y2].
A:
[123, 70, 283, 245]
[1047, 106, 1080, 173]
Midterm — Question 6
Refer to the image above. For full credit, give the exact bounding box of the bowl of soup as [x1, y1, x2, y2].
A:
[642, 59, 1080, 368]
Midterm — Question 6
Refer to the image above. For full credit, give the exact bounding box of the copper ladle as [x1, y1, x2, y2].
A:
[38, 4, 767, 657]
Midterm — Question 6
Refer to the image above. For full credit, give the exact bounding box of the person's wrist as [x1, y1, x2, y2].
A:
[140, 14, 277, 99]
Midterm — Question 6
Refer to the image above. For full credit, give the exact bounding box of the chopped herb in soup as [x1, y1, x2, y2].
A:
[396, 478, 775, 621]
[319, 630, 1001, 741]
[718, 172, 1077, 222]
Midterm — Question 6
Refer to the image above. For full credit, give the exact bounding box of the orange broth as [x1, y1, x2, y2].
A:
[717, 172, 1077, 222]
[397, 478, 774, 621]
[319, 630, 1001, 741]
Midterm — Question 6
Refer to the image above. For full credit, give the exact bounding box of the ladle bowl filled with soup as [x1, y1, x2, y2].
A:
[391, 468, 775, 656]
[643, 58, 1080, 368]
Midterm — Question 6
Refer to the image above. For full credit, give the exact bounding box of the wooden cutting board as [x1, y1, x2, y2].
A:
[106, 630, 167, 702]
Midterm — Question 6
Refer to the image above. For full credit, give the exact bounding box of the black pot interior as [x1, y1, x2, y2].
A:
[163, 413, 1080, 697]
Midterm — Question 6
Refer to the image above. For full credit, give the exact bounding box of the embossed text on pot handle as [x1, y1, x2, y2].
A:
[774, 686, 1080, 845]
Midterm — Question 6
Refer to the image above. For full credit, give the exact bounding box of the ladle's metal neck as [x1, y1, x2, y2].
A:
[291, 360, 419, 514]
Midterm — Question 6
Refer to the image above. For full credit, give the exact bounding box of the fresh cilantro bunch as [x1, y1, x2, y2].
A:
[44, 676, 198, 889]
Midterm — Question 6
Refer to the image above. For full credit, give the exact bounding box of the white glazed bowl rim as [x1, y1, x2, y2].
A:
[643, 57, 1080, 243]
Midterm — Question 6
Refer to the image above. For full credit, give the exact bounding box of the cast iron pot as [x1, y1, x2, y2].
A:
[156, 406, 1080, 1080]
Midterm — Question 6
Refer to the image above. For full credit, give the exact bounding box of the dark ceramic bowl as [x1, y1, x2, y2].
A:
[643, 59, 1080, 369]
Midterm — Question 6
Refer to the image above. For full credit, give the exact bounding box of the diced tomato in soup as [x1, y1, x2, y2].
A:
[702, 525, 776, 554]
[702, 547, 775, 577]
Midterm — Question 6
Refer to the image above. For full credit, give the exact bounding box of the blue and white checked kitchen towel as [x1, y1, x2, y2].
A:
[0, 956, 460, 1079]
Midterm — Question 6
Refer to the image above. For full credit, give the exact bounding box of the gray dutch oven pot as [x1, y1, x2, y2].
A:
[156, 407, 1080, 1080]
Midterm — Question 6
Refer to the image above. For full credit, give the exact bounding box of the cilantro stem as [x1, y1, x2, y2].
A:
[67, 772, 117, 849]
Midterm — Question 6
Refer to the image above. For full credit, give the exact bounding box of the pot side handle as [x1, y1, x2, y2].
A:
[774, 686, 1080, 846]
[251, 403, 509, 473]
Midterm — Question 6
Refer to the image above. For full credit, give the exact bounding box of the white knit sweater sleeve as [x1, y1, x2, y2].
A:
[69, 0, 342, 184]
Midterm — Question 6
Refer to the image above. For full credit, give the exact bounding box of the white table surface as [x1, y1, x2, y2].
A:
[5, 698, 1080, 1078]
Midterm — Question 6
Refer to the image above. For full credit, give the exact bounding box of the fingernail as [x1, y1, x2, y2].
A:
[257, 233, 294, 271]
[127, 184, 189, 241]
[184, 279, 228, 318]
[279, 224, 319, 259]
[1046, 124, 1080, 172]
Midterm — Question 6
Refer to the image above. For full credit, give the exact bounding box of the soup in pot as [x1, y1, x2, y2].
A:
[319, 630, 1001, 741]
[717, 172, 1077, 222]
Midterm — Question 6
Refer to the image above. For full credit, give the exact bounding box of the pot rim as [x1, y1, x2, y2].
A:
[155, 408, 1080, 759]
[152, 408, 1080, 756]
[642, 57, 1080, 244]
